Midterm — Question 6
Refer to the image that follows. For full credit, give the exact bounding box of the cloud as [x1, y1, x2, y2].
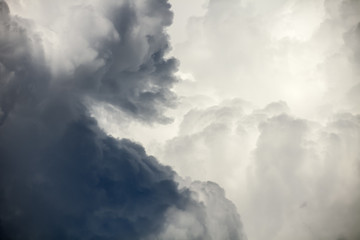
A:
[160, 180, 246, 240]
[159, 98, 360, 240]
[84, 0, 360, 239]
[3, 0, 179, 123]
[171, 0, 360, 117]
[0, 1, 48, 125]
[0, 1, 245, 239]
[0, 115, 186, 239]
[156, 2, 360, 238]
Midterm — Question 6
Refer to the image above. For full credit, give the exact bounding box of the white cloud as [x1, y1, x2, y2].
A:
[169, 0, 360, 118]
[82, 0, 360, 239]
[159, 100, 360, 240]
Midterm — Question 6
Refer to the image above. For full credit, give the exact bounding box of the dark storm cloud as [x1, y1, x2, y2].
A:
[0, 113, 191, 239]
[0, 0, 245, 239]
[69, 0, 178, 123]
[0, 1, 48, 126]
[1, 0, 179, 124]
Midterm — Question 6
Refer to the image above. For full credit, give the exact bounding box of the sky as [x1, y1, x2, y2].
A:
[0, 0, 359, 240]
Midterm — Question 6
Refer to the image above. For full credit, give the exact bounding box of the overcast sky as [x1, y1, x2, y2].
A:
[1, 0, 360, 240]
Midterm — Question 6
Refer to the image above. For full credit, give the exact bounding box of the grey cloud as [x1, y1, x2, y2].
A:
[70, 0, 179, 123]
[0, 1, 245, 239]
[0, 2, 48, 125]
[160, 180, 246, 240]
[0, 96, 245, 239]
[0, 114, 189, 239]
[1, 0, 179, 124]
[188, 181, 246, 240]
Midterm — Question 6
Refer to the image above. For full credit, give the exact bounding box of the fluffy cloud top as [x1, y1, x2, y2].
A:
[172, 0, 360, 117]
[159, 99, 360, 240]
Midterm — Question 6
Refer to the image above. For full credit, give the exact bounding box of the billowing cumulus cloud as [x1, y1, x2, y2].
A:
[91, 0, 360, 239]
[3, 0, 359, 239]
[158, 100, 360, 240]
[171, 0, 360, 117]
[2, 0, 179, 123]
[160, 180, 246, 240]
[0, 1, 245, 239]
